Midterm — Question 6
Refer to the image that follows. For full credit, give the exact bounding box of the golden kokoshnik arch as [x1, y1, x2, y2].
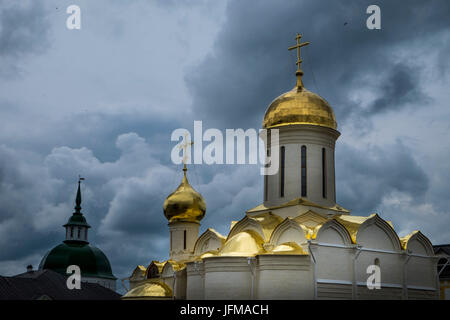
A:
[146, 261, 166, 279]
[193, 228, 226, 256]
[269, 218, 310, 246]
[312, 219, 352, 245]
[355, 214, 402, 251]
[226, 216, 266, 242]
[401, 230, 434, 256]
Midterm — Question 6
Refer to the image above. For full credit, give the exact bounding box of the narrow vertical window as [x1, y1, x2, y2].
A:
[322, 148, 327, 198]
[85, 228, 88, 241]
[77, 228, 81, 238]
[70, 227, 74, 238]
[264, 147, 269, 201]
[301, 146, 307, 197]
[183, 230, 187, 250]
[280, 146, 285, 197]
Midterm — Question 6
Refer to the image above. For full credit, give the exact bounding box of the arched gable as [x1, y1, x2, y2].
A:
[130, 265, 146, 280]
[356, 214, 402, 251]
[269, 218, 310, 246]
[145, 261, 165, 279]
[161, 262, 174, 277]
[227, 216, 265, 241]
[313, 219, 352, 245]
[402, 231, 434, 256]
[294, 210, 328, 228]
[194, 228, 226, 256]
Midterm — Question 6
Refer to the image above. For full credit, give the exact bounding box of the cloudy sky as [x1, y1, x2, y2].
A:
[0, 0, 449, 290]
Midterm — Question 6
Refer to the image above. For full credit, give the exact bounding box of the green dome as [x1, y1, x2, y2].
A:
[39, 242, 116, 280]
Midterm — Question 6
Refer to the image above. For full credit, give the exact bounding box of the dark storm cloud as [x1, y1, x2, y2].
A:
[0, 1, 51, 76]
[186, 0, 450, 129]
[336, 141, 429, 215]
[365, 64, 430, 115]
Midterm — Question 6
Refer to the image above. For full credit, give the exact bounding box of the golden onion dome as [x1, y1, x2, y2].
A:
[262, 86, 337, 130]
[263, 33, 337, 130]
[163, 167, 206, 224]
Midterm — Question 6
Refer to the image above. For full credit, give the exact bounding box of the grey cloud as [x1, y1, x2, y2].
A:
[366, 64, 430, 115]
[186, 0, 450, 129]
[336, 140, 429, 215]
[0, 1, 51, 76]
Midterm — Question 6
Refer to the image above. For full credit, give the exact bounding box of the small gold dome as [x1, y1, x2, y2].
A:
[163, 169, 206, 224]
[262, 86, 337, 130]
[121, 281, 172, 299]
[219, 230, 265, 257]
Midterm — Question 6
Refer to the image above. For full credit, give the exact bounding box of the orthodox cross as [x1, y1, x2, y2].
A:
[288, 33, 310, 87]
[179, 133, 193, 173]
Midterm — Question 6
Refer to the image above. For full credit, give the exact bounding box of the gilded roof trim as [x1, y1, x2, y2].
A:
[246, 197, 349, 214]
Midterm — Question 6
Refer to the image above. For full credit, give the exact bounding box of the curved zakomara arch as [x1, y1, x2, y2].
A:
[227, 216, 265, 242]
[131, 265, 146, 280]
[161, 262, 175, 278]
[269, 218, 310, 246]
[193, 228, 226, 256]
[145, 261, 165, 279]
[402, 230, 434, 256]
[312, 219, 352, 246]
[356, 214, 402, 252]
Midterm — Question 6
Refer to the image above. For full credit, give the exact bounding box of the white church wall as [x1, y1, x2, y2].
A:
[256, 255, 314, 299]
[203, 257, 252, 299]
[314, 246, 353, 283]
[406, 255, 438, 290]
[169, 222, 199, 261]
[265, 126, 338, 208]
[356, 251, 403, 287]
[186, 262, 205, 299]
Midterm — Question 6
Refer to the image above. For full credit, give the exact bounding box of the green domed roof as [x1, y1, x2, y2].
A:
[39, 242, 116, 280]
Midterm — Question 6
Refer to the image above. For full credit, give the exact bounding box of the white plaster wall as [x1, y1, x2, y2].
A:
[264, 125, 338, 208]
[186, 262, 205, 299]
[406, 256, 437, 289]
[256, 255, 314, 299]
[169, 222, 199, 261]
[356, 251, 403, 286]
[203, 257, 252, 300]
[314, 246, 353, 283]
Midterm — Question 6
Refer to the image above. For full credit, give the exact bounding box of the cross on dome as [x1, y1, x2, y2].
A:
[288, 33, 310, 88]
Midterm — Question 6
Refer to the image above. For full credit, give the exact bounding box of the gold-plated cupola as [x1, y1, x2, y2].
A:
[262, 33, 337, 130]
[163, 165, 206, 224]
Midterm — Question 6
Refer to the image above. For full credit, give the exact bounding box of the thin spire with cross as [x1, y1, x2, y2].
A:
[288, 33, 310, 88]
[179, 133, 193, 176]
[75, 176, 85, 214]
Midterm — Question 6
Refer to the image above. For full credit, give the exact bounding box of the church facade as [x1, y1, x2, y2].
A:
[122, 34, 439, 300]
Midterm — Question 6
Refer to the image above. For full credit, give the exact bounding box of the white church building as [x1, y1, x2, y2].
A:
[122, 34, 439, 300]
